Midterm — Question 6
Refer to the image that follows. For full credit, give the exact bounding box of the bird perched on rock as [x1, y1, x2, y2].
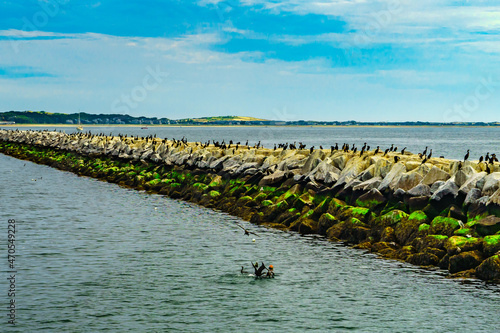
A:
[401, 147, 406, 155]
[479, 156, 484, 163]
[464, 149, 470, 161]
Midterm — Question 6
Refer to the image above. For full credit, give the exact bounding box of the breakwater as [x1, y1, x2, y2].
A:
[1, 129, 500, 282]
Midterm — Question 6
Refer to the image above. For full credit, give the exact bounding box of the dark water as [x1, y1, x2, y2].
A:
[1, 127, 500, 332]
[4, 125, 500, 160]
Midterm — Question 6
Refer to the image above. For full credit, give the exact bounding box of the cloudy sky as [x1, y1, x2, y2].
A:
[1, 0, 499, 122]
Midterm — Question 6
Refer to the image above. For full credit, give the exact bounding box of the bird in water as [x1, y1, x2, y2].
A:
[464, 149, 470, 161]
[236, 223, 258, 236]
[241, 266, 249, 274]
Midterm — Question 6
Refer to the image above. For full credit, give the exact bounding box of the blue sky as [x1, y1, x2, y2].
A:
[1, 0, 500, 121]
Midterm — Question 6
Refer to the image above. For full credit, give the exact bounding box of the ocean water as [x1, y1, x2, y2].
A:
[1, 126, 500, 332]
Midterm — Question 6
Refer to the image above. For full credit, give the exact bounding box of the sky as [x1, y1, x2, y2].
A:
[0, 0, 500, 122]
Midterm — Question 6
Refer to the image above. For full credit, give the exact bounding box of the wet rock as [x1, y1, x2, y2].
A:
[476, 255, 500, 281]
[407, 252, 440, 266]
[318, 213, 338, 235]
[421, 166, 450, 186]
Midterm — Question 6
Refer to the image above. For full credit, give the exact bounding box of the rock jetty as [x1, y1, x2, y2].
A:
[1, 129, 500, 282]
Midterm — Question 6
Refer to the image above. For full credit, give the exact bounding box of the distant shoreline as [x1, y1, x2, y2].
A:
[1, 124, 500, 129]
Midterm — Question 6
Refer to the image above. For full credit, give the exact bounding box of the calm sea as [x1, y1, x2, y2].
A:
[1, 126, 500, 332]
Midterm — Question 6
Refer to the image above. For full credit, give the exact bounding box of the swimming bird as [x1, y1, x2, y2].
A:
[236, 224, 258, 236]
[464, 149, 470, 162]
[241, 266, 249, 274]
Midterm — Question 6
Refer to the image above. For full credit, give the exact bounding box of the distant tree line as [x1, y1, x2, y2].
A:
[0, 111, 499, 126]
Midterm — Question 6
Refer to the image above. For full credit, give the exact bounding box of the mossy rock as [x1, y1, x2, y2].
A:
[326, 221, 345, 240]
[417, 223, 430, 237]
[414, 235, 449, 251]
[407, 252, 440, 267]
[373, 210, 408, 228]
[192, 182, 208, 191]
[429, 216, 461, 237]
[338, 206, 373, 223]
[297, 218, 320, 235]
[261, 200, 273, 207]
[209, 190, 221, 198]
[476, 254, 500, 281]
[395, 211, 429, 245]
[483, 235, 500, 257]
[293, 197, 311, 211]
[423, 247, 446, 259]
[254, 192, 268, 203]
[312, 198, 331, 217]
[453, 228, 478, 238]
[444, 236, 481, 255]
[327, 198, 347, 216]
[237, 196, 254, 207]
[380, 227, 396, 243]
[318, 213, 338, 235]
[449, 250, 484, 274]
[277, 184, 302, 202]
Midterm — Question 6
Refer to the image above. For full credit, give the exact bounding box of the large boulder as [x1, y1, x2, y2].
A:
[355, 188, 387, 209]
[482, 235, 500, 257]
[480, 172, 500, 196]
[476, 255, 500, 281]
[473, 215, 500, 236]
[395, 171, 423, 191]
[421, 166, 450, 186]
[377, 163, 406, 192]
[429, 179, 459, 209]
[448, 250, 484, 273]
[458, 171, 487, 195]
[429, 216, 462, 237]
[407, 184, 431, 197]
[258, 170, 288, 186]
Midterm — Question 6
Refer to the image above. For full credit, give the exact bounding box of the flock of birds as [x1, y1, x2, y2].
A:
[12, 130, 500, 173]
